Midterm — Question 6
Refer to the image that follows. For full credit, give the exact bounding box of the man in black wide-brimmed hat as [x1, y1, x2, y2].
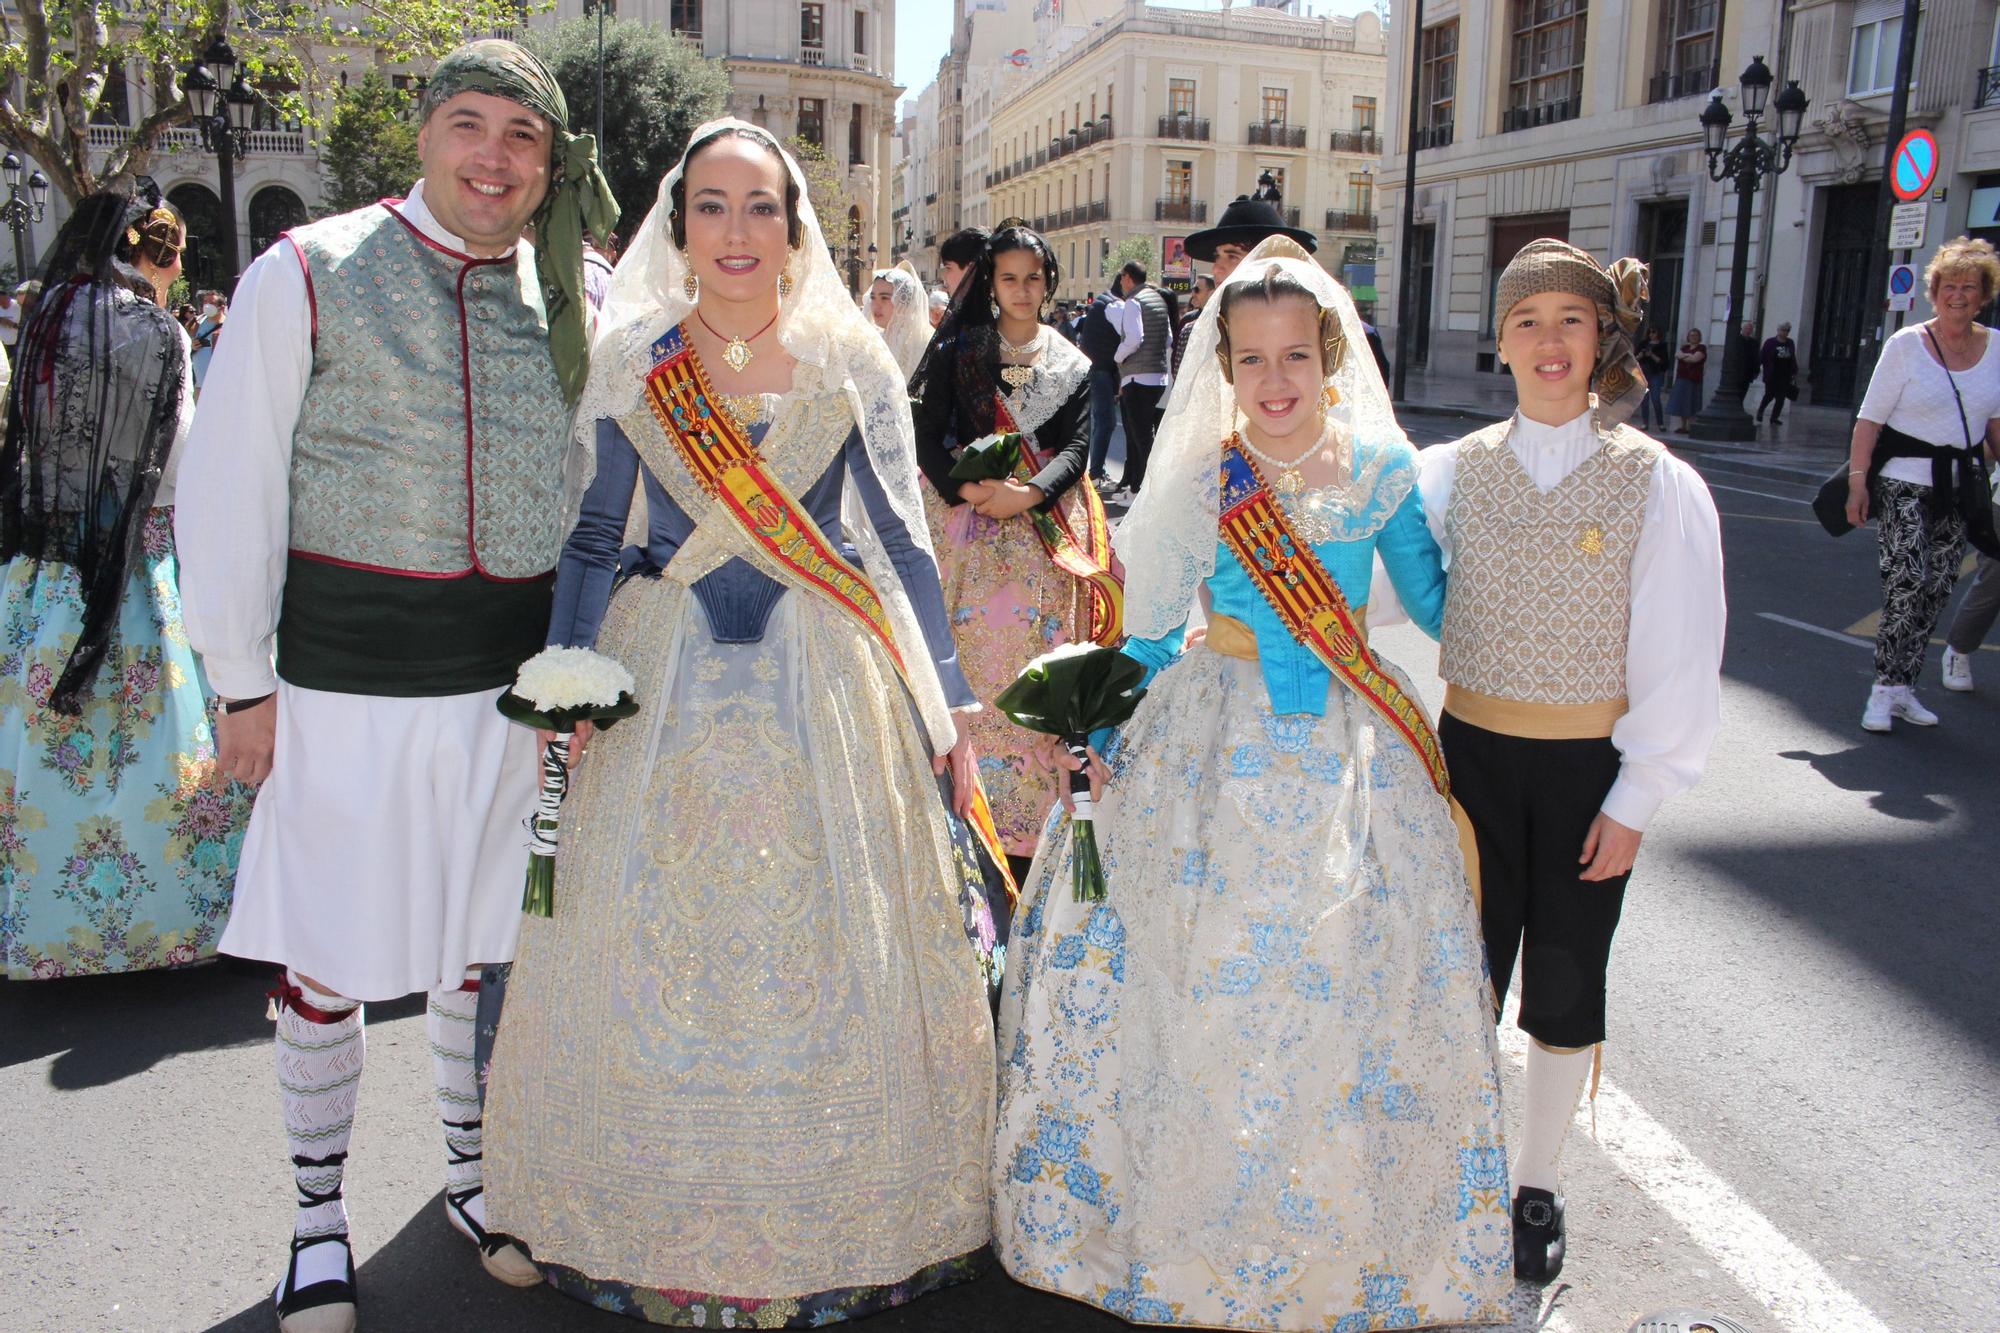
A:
[1184, 192, 1319, 283]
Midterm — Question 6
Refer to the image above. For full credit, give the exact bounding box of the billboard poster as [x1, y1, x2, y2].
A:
[1163, 234, 1190, 280]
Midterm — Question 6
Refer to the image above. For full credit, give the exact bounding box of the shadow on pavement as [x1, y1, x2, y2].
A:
[0, 960, 424, 1088]
[202, 1192, 1557, 1333]
[1775, 745, 1957, 822]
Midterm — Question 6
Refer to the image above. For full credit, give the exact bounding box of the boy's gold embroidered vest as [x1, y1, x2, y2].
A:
[285, 203, 569, 581]
[1440, 420, 1659, 735]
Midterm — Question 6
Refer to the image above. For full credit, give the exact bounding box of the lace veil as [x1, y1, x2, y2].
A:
[566, 117, 960, 750]
[873, 260, 932, 379]
[1116, 236, 1407, 640]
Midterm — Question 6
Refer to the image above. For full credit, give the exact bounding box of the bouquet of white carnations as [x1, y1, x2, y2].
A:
[496, 646, 640, 917]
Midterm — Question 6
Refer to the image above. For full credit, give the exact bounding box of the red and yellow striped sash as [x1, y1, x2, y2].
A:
[640, 325, 1018, 898]
[991, 393, 1124, 645]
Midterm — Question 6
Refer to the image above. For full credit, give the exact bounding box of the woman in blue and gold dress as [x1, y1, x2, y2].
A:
[483, 121, 998, 1326]
[992, 239, 1514, 1329]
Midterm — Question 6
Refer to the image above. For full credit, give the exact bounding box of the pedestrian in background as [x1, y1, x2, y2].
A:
[1757, 321, 1797, 426]
[1942, 484, 1999, 691]
[189, 290, 226, 392]
[0, 193, 254, 981]
[938, 225, 988, 297]
[0, 284, 25, 348]
[1172, 271, 1214, 377]
[1637, 326, 1671, 430]
[1844, 236, 2000, 731]
[1733, 318, 1760, 402]
[1075, 282, 1123, 487]
[1110, 259, 1171, 500]
[1669, 327, 1706, 431]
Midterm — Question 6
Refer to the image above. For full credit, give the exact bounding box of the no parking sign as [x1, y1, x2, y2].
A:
[1887, 262, 1917, 313]
[1891, 130, 1939, 203]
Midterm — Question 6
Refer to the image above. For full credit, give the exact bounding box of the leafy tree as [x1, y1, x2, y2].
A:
[320, 72, 420, 215]
[782, 133, 850, 237]
[0, 0, 535, 205]
[522, 18, 728, 243]
[1103, 235, 1154, 281]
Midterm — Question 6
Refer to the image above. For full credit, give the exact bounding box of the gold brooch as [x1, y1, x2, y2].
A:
[1000, 364, 1034, 390]
[1578, 525, 1605, 557]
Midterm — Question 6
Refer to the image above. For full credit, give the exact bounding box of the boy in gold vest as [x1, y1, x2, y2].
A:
[1415, 240, 1725, 1283]
[175, 40, 614, 1332]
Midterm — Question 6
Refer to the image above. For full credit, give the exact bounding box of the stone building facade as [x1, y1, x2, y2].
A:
[1378, 0, 2000, 406]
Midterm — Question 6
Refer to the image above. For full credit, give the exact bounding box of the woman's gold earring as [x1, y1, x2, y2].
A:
[683, 270, 700, 302]
[1323, 382, 1341, 409]
[778, 270, 795, 299]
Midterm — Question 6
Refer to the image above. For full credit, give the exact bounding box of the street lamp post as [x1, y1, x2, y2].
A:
[0, 152, 50, 280]
[182, 37, 260, 291]
[1687, 57, 1808, 442]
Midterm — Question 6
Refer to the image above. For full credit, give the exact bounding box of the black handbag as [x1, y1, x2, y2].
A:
[1813, 464, 1858, 537]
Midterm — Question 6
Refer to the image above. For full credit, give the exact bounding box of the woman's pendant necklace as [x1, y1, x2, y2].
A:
[998, 325, 1042, 388]
[697, 309, 780, 374]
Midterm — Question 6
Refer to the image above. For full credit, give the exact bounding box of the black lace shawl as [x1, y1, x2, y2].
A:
[0, 195, 186, 715]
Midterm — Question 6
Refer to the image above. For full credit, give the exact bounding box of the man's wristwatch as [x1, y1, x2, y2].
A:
[220, 692, 275, 714]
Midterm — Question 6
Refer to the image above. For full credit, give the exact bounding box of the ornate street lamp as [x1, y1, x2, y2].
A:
[0, 151, 50, 281]
[182, 35, 261, 290]
[1688, 57, 1807, 441]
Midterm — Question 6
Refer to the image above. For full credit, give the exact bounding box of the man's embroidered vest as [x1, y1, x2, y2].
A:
[285, 204, 568, 581]
[1440, 421, 1659, 706]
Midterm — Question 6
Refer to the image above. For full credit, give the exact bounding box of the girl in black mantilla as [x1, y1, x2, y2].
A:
[910, 223, 1123, 889]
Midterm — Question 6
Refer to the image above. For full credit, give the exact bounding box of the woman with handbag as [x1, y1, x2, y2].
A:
[1845, 236, 2000, 731]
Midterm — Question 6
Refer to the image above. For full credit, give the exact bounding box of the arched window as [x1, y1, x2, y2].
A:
[248, 185, 309, 259]
[167, 182, 224, 289]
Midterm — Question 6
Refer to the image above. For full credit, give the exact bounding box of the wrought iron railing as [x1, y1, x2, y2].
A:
[1500, 97, 1580, 132]
[1649, 65, 1718, 104]
[1414, 121, 1454, 150]
[1977, 66, 2000, 109]
[1329, 130, 1381, 154]
[1325, 209, 1377, 231]
[1155, 197, 1207, 223]
[1159, 114, 1211, 141]
[1248, 122, 1308, 147]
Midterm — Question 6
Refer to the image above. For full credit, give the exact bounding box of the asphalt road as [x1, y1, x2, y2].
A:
[3, 437, 1995, 1333]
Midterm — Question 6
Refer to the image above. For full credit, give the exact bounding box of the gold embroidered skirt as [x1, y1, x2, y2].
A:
[485, 575, 994, 1311]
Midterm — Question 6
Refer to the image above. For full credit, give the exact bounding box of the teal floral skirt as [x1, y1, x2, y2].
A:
[0, 510, 256, 979]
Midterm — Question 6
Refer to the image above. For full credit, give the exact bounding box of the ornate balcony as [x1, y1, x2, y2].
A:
[1329, 130, 1381, 154]
[1248, 122, 1307, 148]
[1158, 114, 1211, 141]
[1155, 197, 1207, 223]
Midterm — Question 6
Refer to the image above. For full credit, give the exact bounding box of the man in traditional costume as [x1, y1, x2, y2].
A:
[174, 39, 615, 1333]
[1418, 240, 1725, 1284]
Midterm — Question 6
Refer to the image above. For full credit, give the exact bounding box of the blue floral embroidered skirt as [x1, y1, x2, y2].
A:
[0, 510, 255, 979]
[993, 643, 1515, 1330]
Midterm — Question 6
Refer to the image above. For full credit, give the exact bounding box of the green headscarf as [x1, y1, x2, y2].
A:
[423, 39, 618, 408]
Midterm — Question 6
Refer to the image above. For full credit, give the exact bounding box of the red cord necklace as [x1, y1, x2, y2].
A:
[696, 307, 780, 373]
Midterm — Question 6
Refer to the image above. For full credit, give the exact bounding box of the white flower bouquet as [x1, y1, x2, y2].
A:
[496, 646, 641, 917]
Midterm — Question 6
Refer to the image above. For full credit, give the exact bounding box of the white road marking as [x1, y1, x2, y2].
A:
[1703, 479, 1816, 505]
[1496, 1023, 1891, 1333]
[1758, 610, 1874, 648]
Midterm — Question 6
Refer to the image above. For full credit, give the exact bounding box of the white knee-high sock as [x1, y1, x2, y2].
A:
[428, 983, 487, 1227]
[274, 971, 363, 1293]
[1512, 1040, 1593, 1195]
